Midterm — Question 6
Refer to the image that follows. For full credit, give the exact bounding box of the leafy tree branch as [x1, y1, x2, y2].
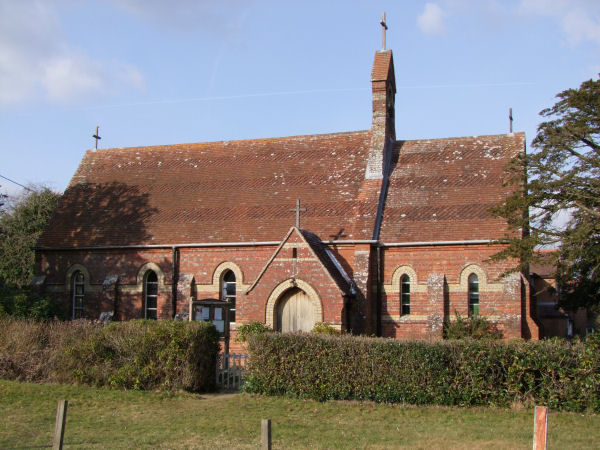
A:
[492, 78, 600, 312]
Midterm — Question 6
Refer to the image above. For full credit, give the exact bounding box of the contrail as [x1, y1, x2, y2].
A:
[81, 81, 534, 110]
[398, 81, 535, 89]
[81, 87, 369, 110]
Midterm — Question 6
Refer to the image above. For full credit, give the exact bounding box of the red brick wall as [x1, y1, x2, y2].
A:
[379, 244, 533, 340]
[38, 248, 173, 320]
[36, 241, 535, 341]
[37, 238, 354, 328]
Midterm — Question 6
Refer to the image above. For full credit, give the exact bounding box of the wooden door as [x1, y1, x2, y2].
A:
[275, 288, 315, 332]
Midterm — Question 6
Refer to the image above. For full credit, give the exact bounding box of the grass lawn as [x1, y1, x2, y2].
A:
[1, 379, 598, 449]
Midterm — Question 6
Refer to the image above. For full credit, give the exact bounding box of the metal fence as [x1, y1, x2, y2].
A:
[216, 353, 248, 390]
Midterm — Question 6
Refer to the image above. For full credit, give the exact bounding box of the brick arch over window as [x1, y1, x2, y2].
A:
[211, 261, 244, 287]
[66, 264, 90, 319]
[265, 279, 323, 329]
[65, 264, 91, 293]
[136, 262, 166, 290]
[391, 265, 418, 290]
[458, 264, 488, 292]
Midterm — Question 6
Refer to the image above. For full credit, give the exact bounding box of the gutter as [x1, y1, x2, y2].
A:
[36, 239, 382, 252]
[320, 240, 378, 245]
[35, 241, 281, 251]
[380, 240, 494, 247]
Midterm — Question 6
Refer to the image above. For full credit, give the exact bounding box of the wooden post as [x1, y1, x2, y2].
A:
[53, 399, 68, 450]
[533, 406, 548, 450]
[261, 418, 272, 450]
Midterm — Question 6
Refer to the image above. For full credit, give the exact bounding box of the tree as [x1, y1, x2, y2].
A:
[0, 187, 61, 287]
[0, 185, 6, 211]
[493, 78, 600, 312]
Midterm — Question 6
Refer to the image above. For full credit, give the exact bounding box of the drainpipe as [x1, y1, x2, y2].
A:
[376, 244, 382, 337]
[172, 246, 179, 319]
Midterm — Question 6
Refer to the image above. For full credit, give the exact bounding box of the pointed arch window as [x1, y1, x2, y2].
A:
[468, 273, 479, 316]
[144, 270, 158, 320]
[221, 270, 236, 322]
[400, 274, 410, 315]
[71, 271, 85, 319]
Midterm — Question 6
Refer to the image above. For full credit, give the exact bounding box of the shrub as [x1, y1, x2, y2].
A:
[312, 322, 339, 335]
[235, 321, 272, 342]
[443, 313, 502, 340]
[0, 318, 220, 392]
[0, 318, 98, 382]
[244, 332, 600, 412]
[0, 285, 57, 320]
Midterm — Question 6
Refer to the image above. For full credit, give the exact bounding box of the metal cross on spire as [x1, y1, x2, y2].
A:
[289, 199, 306, 228]
[92, 125, 101, 150]
[380, 12, 388, 51]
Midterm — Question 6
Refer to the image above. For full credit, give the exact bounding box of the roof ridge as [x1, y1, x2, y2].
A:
[87, 129, 371, 153]
[395, 132, 525, 145]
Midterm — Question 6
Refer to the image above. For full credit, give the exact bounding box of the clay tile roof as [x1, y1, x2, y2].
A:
[300, 229, 353, 294]
[371, 50, 394, 82]
[38, 131, 374, 248]
[379, 133, 525, 242]
[530, 250, 558, 278]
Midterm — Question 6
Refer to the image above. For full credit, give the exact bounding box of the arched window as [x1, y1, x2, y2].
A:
[468, 273, 479, 316]
[400, 274, 410, 315]
[71, 271, 85, 319]
[221, 270, 236, 322]
[144, 270, 158, 320]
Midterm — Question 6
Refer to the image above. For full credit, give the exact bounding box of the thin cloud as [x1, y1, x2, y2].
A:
[0, 1, 144, 107]
[518, 0, 600, 47]
[106, 0, 251, 36]
[417, 3, 446, 36]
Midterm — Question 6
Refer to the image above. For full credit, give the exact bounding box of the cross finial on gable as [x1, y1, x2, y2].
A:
[92, 125, 101, 150]
[289, 199, 306, 228]
[380, 12, 388, 51]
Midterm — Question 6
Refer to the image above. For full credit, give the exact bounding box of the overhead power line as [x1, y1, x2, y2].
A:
[0, 174, 33, 192]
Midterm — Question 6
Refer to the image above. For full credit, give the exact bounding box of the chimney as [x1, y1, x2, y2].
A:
[365, 50, 396, 179]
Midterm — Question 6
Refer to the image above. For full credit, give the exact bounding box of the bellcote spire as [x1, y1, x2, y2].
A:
[366, 17, 396, 180]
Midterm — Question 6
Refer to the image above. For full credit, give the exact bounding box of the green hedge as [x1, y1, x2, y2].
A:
[0, 285, 59, 320]
[244, 333, 600, 412]
[0, 318, 220, 392]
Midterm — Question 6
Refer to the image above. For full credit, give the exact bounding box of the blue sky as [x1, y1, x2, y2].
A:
[1, 0, 599, 198]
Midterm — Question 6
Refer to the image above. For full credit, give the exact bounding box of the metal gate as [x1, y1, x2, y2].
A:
[216, 353, 248, 390]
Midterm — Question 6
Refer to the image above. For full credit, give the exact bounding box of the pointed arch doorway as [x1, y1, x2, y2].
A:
[275, 287, 315, 332]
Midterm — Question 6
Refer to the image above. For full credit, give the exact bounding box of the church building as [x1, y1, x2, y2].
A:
[34, 32, 540, 346]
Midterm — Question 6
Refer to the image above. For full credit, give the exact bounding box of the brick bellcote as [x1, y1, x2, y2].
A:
[365, 50, 396, 179]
